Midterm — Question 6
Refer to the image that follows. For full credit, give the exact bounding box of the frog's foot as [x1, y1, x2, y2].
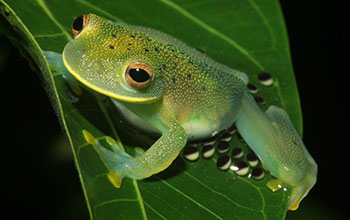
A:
[134, 147, 145, 157]
[288, 169, 317, 211]
[267, 179, 303, 211]
[82, 130, 131, 188]
[82, 127, 187, 188]
[288, 184, 312, 211]
[267, 172, 317, 211]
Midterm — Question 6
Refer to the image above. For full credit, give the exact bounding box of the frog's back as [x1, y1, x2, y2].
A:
[157, 46, 247, 139]
[113, 21, 249, 85]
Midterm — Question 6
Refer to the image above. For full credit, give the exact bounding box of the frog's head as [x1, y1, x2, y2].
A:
[63, 14, 163, 103]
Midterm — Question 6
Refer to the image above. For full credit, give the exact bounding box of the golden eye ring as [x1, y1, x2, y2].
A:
[72, 14, 88, 38]
[124, 63, 153, 88]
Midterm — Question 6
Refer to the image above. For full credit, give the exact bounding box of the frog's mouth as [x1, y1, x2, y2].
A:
[62, 41, 160, 104]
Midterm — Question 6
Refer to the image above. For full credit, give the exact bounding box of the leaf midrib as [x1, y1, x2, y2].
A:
[40, 1, 280, 218]
[1, 0, 294, 218]
[31, 2, 273, 218]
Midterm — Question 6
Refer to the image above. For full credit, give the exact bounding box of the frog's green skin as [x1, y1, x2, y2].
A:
[57, 14, 317, 210]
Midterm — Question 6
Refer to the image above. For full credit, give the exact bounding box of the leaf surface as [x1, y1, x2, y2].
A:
[0, 0, 301, 219]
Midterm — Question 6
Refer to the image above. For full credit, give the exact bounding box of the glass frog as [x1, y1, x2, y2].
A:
[47, 14, 317, 210]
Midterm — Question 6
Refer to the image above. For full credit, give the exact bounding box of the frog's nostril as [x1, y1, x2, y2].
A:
[72, 14, 88, 38]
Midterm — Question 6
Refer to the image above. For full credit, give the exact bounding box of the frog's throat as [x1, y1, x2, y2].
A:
[62, 51, 158, 103]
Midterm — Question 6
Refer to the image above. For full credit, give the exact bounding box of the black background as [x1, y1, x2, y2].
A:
[281, 0, 346, 219]
[0, 1, 346, 219]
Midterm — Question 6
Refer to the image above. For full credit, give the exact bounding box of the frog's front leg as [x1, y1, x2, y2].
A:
[84, 125, 187, 188]
[44, 51, 83, 97]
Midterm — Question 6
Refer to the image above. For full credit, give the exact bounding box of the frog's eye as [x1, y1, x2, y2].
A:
[124, 63, 153, 89]
[72, 14, 88, 38]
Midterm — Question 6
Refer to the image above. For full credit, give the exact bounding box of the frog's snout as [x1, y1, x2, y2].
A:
[72, 14, 88, 38]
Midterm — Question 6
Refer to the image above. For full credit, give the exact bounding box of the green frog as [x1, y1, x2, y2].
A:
[46, 14, 317, 210]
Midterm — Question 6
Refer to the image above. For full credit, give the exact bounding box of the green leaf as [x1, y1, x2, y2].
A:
[0, 0, 301, 219]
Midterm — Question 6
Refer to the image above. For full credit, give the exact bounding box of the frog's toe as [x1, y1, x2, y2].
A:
[108, 170, 123, 188]
[288, 186, 306, 211]
[288, 177, 316, 210]
[135, 147, 145, 157]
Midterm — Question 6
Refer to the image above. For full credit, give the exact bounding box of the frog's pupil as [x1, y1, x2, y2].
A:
[129, 68, 150, 82]
[73, 15, 84, 32]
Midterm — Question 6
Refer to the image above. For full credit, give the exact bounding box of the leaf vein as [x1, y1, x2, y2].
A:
[158, 0, 264, 70]
[36, 0, 71, 41]
[142, 186, 192, 220]
[95, 94, 124, 148]
[34, 32, 66, 38]
[74, 0, 125, 22]
[273, 78, 287, 112]
[154, 175, 224, 220]
[246, 0, 276, 47]
[143, 201, 168, 220]
[239, 177, 266, 219]
[181, 168, 241, 206]
[94, 198, 140, 211]
[133, 179, 148, 220]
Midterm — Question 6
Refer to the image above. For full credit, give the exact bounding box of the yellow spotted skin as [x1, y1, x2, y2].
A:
[59, 14, 317, 210]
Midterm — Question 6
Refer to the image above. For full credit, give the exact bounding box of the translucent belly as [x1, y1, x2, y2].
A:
[112, 99, 238, 141]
